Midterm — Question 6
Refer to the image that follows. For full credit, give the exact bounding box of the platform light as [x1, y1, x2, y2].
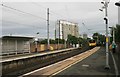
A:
[101, 2, 105, 4]
[99, 0, 110, 70]
[99, 9, 103, 11]
[115, 1, 120, 7]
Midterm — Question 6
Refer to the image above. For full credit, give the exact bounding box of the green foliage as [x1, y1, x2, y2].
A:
[99, 34, 106, 43]
[40, 39, 47, 44]
[115, 24, 120, 42]
[92, 32, 99, 41]
[39, 34, 90, 47]
[40, 38, 65, 44]
[92, 32, 105, 44]
[109, 24, 120, 43]
[67, 34, 78, 45]
[80, 38, 88, 47]
[55, 38, 65, 44]
[49, 39, 56, 44]
[67, 34, 88, 47]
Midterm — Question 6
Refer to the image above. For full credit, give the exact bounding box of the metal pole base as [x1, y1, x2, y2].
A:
[104, 65, 110, 70]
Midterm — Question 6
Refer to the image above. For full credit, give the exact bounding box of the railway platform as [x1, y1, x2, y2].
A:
[56, 47, 117, 77]
[22, 47, 118, 77]
[1, 48, 77, 63]
[2, 47, 83, 76]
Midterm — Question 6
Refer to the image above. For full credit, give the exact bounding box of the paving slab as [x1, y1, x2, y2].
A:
[56, 47, 116, 77]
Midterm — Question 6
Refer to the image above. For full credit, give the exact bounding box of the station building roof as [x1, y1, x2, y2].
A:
[1, 35, 34, 40]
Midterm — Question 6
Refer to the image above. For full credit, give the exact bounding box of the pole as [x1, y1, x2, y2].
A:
[58, 20, 60, 50]
[35, 41, 37, 52]
[47, 8, 50, 51]
[65, 39, 67, 48]
[35, 32, 39, 52]
[113, 26, 115, 43]
[15, 40, 17, 54]
[65, 40, 66, 48]
[104, 1, 110, 69]
[55, 22, 56, 40]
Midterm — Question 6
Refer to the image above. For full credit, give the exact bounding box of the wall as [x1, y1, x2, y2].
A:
[30, 44, 67, 52]
[2, 39, 30, 54]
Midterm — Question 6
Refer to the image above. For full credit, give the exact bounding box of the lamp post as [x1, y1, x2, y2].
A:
[115, 1, 120, 7]
[99, 0, 110, 69]
[58, 20, 60, 50]
[115, 1, 120, 25]
[35, 32, 39, 52]
[47, 8, 50, 51]
[35, 38, 38, 52]
[65, 38, 67, 48]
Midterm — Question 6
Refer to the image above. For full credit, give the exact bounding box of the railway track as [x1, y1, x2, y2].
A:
[2, 47, 89, 76]
[22, 47, 100, 76]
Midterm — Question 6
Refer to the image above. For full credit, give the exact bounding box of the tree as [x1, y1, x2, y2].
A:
[40, 39, 47, 44]
[40, 38, 65, 44]
[92, 32, 105, 45]
[109, 24, 120, 43]
[67, 35, 88, 47]
[115, 24, 120, 43]
[92, 32, 99, 41]
[50, 39, 56, 44]
[67, 34, 78, 46]
[115, 24, 120, 52]
[98, 34, 105, 44]
[79, 37, 88, 47]
[55, 38, 65, 44]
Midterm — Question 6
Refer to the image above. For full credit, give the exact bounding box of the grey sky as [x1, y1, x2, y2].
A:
[1, 1, 118, 38]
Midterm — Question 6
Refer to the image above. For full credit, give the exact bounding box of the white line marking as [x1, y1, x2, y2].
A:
[82, 64, 90, 67]
[51, 47, 100, 76]
[22, 48, 90, 76]
[51, 54, 91, 75]
[109, 51, 118, 77]
[22, 47, 100, 76]
[1, 48, 76, 63]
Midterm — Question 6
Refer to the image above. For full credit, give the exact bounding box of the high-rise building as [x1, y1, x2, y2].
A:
[55, 20, 79, 40]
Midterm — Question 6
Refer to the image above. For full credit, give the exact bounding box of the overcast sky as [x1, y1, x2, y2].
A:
[1, 0, 119, 39]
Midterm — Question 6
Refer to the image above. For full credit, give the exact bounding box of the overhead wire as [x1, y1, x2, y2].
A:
[2, 20, 46, 36]
[82, 22, 92, 34]
[1, 3, 67, 38]
[1, 3, 48, 34]
[31, 2, 65, 36]
[31, 2, 69, 38]
[31, 2, 67, 20]
[2, 20, 43, 29]
[1, 3, 59, 37]
[81, 22, 102, 36]
[2, 3, 97, 38]
[1, 4, 47, 21]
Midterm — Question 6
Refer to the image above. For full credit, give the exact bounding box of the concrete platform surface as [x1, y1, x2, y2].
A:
[56, 47, 116, 77]
[1, 48, 76, 63]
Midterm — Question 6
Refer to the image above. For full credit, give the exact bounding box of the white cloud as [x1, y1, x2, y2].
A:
[1, 2, 118, 38]
[2, 0, 119, 2]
